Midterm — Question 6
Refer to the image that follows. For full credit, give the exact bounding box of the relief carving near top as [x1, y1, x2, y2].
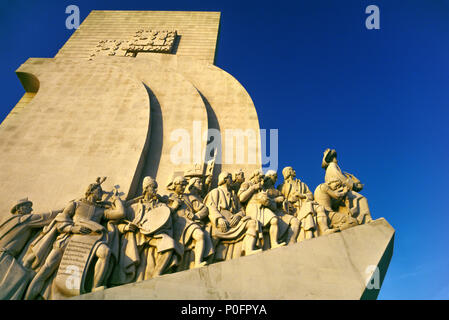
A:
[89, 29, 178, 59]
[127, 29, 177, 53]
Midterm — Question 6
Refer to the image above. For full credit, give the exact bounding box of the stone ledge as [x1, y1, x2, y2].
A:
[73, 218, 394, 300]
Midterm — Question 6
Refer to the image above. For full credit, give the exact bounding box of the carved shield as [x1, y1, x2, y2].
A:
[139, 206, 171, 235]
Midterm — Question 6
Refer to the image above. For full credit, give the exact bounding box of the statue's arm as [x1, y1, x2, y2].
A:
[205, 192, 225, 226]
[328, 163, 354, 190]
[191, 198, 209, 220]
[325, 185, 347, 200]
[167, 194, 182, 212]
[234, 194, 246, 218]
[104, 198, 126, 220]
[56, 202, 76, 233]
[27, 209, 62, 228]
[238, 183, 255, 203]
[304, 184, 314, 201]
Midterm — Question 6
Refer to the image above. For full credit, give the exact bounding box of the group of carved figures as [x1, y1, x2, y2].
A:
[0, 148, 373, 299]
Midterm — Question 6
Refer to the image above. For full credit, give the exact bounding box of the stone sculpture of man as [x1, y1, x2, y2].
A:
[112, 176, 180, 285]
[0, 198, 59, 299]
[204, 172, 261, 257]
[314, 179, 359, 231]
[277, 166, 313, 209]
[322, 149, 373, 224]
[167, 175, 214, 269]
[186, 177, 205, 202]
[24, 177, 125, 300]
[238, 169, 285, 249]
[262, 170, 300, 245]
[0, 198, 59, 259]
[277, 166, 337, 240]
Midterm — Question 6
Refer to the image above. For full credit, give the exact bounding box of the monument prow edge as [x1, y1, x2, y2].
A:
[74, 218, 394, 300]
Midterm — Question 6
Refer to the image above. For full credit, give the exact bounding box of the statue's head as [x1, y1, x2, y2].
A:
[172, 176, 188, 194]
[218, 172, 232, 187]
[84, 177, 106, 203]
[249, 169, 264, 184]
[264, 170, 277, 186]
[187, 177, 202, 193]
[142, 176, 158, 198]
[85, 184, 102, 202]
[322, 148, 338, 169]
[10, 198, 33, 215]
[282, 166, 296, 180]
[233, 169, 245, 184]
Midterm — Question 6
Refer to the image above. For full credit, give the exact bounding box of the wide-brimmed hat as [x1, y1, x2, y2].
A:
[322, 148, 337, 169]
[11, 197, 33, 214]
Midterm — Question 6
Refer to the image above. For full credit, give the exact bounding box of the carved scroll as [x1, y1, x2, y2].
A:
[53, 232, 103, 298]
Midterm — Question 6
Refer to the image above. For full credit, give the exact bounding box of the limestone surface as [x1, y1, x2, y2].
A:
[73, 218, 394, 300]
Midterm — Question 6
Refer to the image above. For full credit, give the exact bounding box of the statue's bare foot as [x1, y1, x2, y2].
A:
[271, 242, 286, 249]
[245, 249, 262, 256]
[194, 261, 207, 268]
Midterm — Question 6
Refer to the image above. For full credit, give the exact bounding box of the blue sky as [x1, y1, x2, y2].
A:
[0, 0, 448, 299]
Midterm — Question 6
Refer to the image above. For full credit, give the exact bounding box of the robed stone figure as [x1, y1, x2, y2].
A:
[204, 172, 261, 260]
[24, 178, 124, 300]
[0, 198, 59, 299]
[322, 148, 373, 225]
[111, 176, 182, 285]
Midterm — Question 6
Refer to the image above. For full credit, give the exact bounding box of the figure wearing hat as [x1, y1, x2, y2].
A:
[238, 169, 286, 250]
[111, 176, 181, 285]
[314, 179, 359, 231]
[0, 198, 59, 258]
[321, 148, 372, 224]
[24, 177, 125, 300]
[262, 170, 300, 245]
[186, 176, 206, 202]
[277, 166, 336, 241]
[0, 198, 60, 299]
[167, 175, 214, 270]
[204, 172, 261, 260]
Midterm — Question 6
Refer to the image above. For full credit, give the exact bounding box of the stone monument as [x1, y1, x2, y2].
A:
[0, 10, 394, 300]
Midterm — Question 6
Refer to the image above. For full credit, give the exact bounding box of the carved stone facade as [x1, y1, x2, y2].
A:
[0, 10, 388, 300]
